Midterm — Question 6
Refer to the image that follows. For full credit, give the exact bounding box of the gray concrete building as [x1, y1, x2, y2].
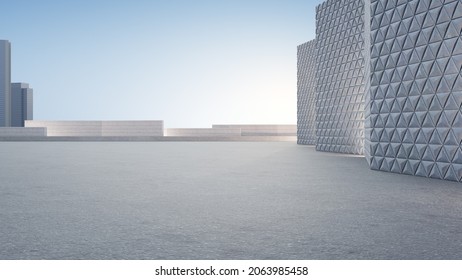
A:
[11, 83, 33, 127]
[315, 0, 367, 155]
[0, 40, 11, 127]
[297, 40, 317, 145]
[368, 0, 462, 182]
[297, 0, 462, 182]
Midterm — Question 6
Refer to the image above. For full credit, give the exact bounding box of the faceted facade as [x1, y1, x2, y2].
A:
[11, 83, 33, 127]
[363, 0, 372, 160]
[0, 40, 11, 127]
[297, 40, 317, 145]
[369, 0, 462, 181]
[315, 0, 367, 154]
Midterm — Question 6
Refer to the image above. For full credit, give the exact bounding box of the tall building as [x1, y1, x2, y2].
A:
[0, 40, 11, 127]
[11, 83, 33, 127]
[297, 40, 317, 145]
[368, 0, 462, 181]
[298, 0, 462, 182]
[315, 0, 368, 155]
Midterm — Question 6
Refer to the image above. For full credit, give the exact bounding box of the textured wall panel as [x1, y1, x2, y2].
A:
[364, 0, 372, 161]
[315, 0, 366, 154]
[297, 40, 317, 145]
[369, 0, 462, 181]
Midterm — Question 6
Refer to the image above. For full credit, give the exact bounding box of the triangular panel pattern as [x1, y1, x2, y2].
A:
[369, 0, 462, 182]
[364, 0, 372, 162]
[315, 0, 366, 155]
[297, 40, 317, 145]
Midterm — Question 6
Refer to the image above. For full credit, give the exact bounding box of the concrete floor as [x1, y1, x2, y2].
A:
[0, 142, 461, 259]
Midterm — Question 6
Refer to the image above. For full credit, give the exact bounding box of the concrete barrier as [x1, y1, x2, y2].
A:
[25, 120, 164, 137]
[212, 124, 297, 136]
[164, 128, 241, 137]
[0, 127, 47, 137]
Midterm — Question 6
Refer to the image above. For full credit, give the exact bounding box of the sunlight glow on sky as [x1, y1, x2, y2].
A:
[1, 0, 324, 127]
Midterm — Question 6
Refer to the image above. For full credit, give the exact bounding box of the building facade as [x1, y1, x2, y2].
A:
[368, 0, 462, 181]
[315, 0, 367, 155]
[297, 0, 462, 182]
[0, 40, 11, 127]
[297, 40, 317, 145]
[11, 83, 33, 127]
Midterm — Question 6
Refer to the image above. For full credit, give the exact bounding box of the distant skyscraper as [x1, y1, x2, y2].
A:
[0, 40, 11, 127]
[11, 83, 33, 127]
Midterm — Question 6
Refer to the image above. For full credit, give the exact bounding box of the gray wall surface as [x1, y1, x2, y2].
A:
[212, 125, 296, 136]
[297, 40, 317, 145]
[369, 0, 462, 181]
[0, 127, 46, 137]
[315, 0, 367, 155]
[101, 121, 164, 137]
[363, 0, 372, 161]
[25, 121, 164, 137]
[0, 40, 11, 127]
[164, 128, 242, 137]
[11, 83, 33, 127]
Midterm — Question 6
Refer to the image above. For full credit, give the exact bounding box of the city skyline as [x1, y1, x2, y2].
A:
[0, 39, 34, 128]
[1, 0, 323, 128]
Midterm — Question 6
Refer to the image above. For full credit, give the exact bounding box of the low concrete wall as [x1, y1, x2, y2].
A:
[164, 128, 241, 137]
[0, 127, 47, 137]
[0, 136, 296, 142]
[101, 121, 164, 136]
[26, 121, 101, 136]
[162, 136, 296, 142]
[212, 124, 297, 136]
[25, 120, 164, 137]
[1, 122, 296, 142]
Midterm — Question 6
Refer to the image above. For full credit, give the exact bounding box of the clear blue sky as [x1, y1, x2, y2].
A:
[1, 0, 322, 127]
